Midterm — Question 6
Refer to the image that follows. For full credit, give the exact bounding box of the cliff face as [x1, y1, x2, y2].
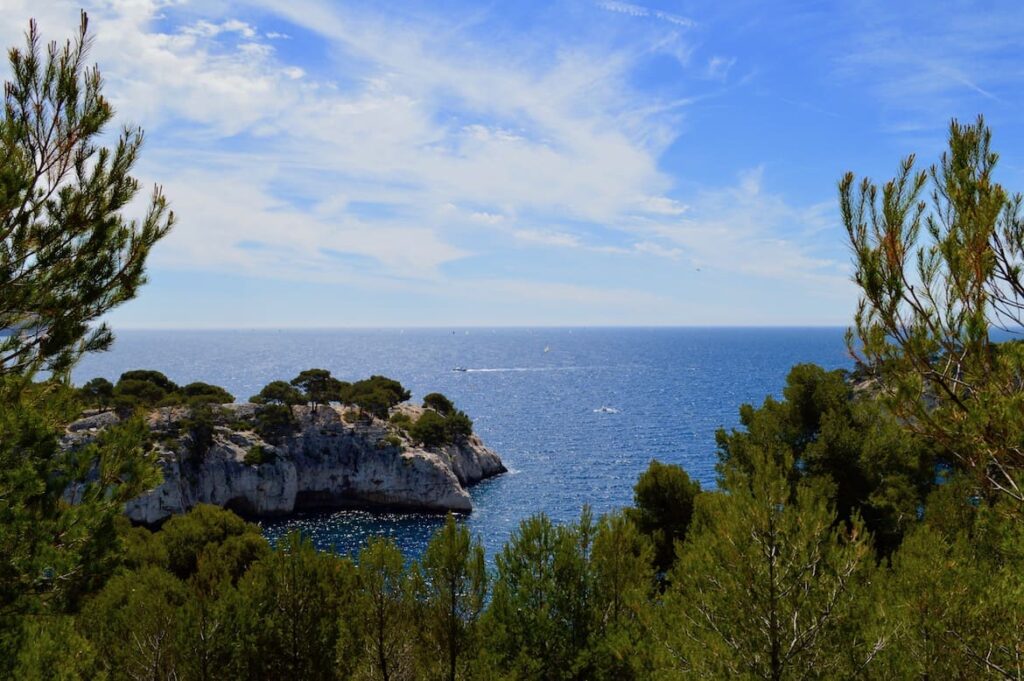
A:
[64, 404, 506, 525]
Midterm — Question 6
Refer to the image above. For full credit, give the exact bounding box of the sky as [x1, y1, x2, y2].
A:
[3, 1, 1024, 327]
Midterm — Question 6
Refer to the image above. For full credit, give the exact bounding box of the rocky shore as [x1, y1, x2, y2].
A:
[65, 403, 506, 525]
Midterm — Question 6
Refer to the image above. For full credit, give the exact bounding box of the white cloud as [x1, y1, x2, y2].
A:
[183, 19, 257, 39]
[1, 0, 824, 309]
[705, 56, 736, 81]
[598, 1, 695, 28]
[514, 230, 582, 248]
[646, 167, 846, 289]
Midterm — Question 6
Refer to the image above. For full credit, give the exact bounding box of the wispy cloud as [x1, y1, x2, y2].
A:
[0, 0, 848, 324]
[598, 1, 695, 28]
[835, 2, 1024, 126]
[646, 167, 846, 290]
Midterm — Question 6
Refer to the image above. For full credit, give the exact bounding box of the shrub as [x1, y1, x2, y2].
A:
[178, 382, 234, 405]
[342, 409, 361, 424]
[114, 378, 167, 409]
[179, 404, 218, 462]
[423, 392, 455, 415]
[378, 434, 403, 450]
[79, 377, 114, 410]
[410, 410, 448, 448]
[625, 460, 702, 573]
[290, 369, 347, 411]
[250, 380, 304, 406]
[118, 370, 178, 393]
[244, 445, 275, 465]
[344, 376, 411, 419]
[444, 410, 473, 442]
[389, 412, 413, 429]
[255, 404, 295, 442]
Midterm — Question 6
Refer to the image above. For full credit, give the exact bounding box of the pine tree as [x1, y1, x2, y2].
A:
[357, 537, 413, 681]
[0, 12, 173, 377]
[843, 116, 1024, 503]
[657, 450, 880, 680]
[412, 515, 488, 681]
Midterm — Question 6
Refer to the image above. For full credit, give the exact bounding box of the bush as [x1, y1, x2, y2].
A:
[179, 405, 218, 461]
[625, 460, 701, 573]
[388, 412, 413, 429]
[423, 392, 455, 415]
[118, 370, 178, 393]
[444, 410, 473, 442]
[342, 409, 361, 424]
[79, 377, 114, 410]
[178, 382, 234, 405]
[410, 410, 449, 448]
[290, 369, 347, 410]
[344, 376, 410, 419]
[244, 445, 275, 465]
[250, 380, 304, 406]
[254, 404, 295, 442]
[378, 434, 403, 450]
[114, 378, 167, 409]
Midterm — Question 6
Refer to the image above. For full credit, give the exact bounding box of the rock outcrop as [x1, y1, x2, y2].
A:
[63, 403, 506, 525]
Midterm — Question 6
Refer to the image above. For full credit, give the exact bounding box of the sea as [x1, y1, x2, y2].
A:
[74, 327, 850, 561]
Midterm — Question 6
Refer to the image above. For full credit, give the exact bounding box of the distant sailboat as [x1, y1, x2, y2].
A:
[544, 345, 551, 353]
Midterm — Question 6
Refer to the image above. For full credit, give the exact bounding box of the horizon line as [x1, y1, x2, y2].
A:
[107, 323, 852, 331]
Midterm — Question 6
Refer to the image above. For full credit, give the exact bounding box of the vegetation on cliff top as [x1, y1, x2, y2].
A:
[3, 14, 1024, 681]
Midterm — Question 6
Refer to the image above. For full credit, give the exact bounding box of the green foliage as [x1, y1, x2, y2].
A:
[444, 409, 474, 442]
[0, 378, 158, 646]
[251, 380, 304, 406]
[842, 115, 1024, 502]
[235, 532, 356, 680]
[423, 392, 455, 415]
[716, 363, 934, 555]
[244, 444, 275, 465]
[0, 13, 173, 377]
[81, 566, 187, 679]
[624, 459, 701, 573]
[344, 375, 411, 420]
[9, 614, 98, 680]
[356, 537, 413, 681]
[657, 449, 878, 679]
[388, 411, 413, 429]
[408, 408, 474, 448]
[378, 434, 403, 450]
[410, 409, 449, 447]
[106, 370, 235, 413]
[158, 504, 256, 580]
[290, 368, 347, 411]
[179, 403, 218, 461]
[254, 403, 297, 442]
[412, 514, 487, 681]
[113, 377, 168, 411]
[178, 381, 234, 405]
[118, 369, 178, 393]
[78, 377, 114, 411]
[485, 510, 598, 679]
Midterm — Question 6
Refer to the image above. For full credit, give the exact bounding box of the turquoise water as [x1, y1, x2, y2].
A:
[74, 327, 850, 559]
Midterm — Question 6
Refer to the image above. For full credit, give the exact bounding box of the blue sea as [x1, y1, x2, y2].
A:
[74, 327, 849, 560]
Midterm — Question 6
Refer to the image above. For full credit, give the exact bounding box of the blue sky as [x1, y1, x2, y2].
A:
[3, 0, 1024, 327]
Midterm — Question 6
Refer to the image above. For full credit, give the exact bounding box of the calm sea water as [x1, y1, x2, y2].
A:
[74, 327, 849, 560]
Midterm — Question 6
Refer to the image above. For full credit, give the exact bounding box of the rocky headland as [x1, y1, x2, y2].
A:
[64, 402, 506, 525]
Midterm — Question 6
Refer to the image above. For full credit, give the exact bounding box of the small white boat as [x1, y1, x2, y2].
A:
[594, 406, 619, 414]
